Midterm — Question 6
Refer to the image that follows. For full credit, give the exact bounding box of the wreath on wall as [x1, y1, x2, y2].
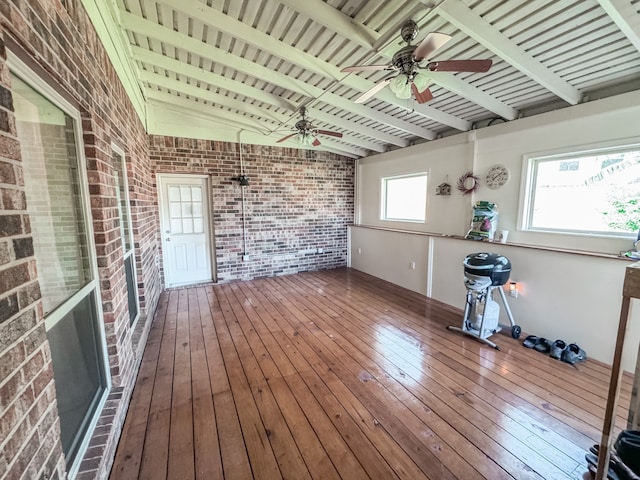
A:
[457, 171, 480, 194]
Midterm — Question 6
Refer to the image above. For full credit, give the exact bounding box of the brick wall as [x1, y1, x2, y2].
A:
[0, 0, 163, 478]
[149, 136, 354, 283]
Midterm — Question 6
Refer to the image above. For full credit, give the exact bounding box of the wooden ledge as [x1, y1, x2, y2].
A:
[351, 224, 633, 262]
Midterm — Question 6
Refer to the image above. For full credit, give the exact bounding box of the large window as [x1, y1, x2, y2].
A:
[381, 173, 428, 222]
[521, 144, 640, 236]
[10, 58, 109, 477]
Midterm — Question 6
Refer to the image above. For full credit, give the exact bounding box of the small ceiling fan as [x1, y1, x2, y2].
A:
[276, 107, 343, 146]
[341, 19, 493, 104]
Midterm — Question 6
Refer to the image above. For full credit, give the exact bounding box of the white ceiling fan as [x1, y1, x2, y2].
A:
[341, 20, 493, 104]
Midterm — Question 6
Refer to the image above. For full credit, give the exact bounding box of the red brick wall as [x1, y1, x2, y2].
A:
[149, 136, 354, 283]
[0, 0, 162, 478]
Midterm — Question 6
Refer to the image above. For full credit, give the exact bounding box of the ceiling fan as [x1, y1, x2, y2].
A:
[341, 19, 493, 104]
[276, 107, 343, 146]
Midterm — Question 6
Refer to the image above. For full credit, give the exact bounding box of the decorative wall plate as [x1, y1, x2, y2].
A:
[484, 164, 510, 189]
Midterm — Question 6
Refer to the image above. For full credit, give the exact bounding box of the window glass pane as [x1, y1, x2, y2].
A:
[124, 254, 139, 326]
[192, 186, 202, 201]
[112, 151, 132, 252]
[383, 174, 427, 222]
[12, 74, 92, 315]
[169, 185, 180, 201]
[180, 186, 191, 201]
[527, 149, 640, 234]
[193, 202, 203, 217]
[170, 202, 181, 218]
[171, 218, 183, 233]
[46, 291, 106, 468]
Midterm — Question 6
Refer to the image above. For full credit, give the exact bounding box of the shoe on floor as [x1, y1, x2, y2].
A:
[533, 338, 552, 353]
[585, 452, 620, 480]
[549, 339, 567, 359]
[523, 335, 539, 348]
[615, 430, 640, 448]
[615, 437, 640, 475]
[561, 343, 587, 364]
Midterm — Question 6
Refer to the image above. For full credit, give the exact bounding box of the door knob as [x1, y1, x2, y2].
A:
[165, 237, 171, 242]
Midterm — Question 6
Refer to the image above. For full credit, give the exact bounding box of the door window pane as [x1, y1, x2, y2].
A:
[12, 74, 91, 315]
[168, 185, 205, 234]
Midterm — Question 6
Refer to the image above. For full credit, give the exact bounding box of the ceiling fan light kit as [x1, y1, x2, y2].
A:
[389, 75, 412, 99]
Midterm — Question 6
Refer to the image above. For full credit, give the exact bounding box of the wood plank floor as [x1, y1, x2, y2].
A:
[110, 268, 632, 480]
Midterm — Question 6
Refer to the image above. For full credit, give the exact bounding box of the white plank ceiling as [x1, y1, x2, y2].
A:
[104, 0, 640, 158]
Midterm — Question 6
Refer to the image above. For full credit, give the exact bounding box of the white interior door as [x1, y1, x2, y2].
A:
[159, 175, 213, 287]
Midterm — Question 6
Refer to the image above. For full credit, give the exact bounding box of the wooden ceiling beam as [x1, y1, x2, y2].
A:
[597, 0, 640, 54]
[277, 0, 380, 48]
[133, 47, 296, 111]
[425, 72, 518, 120]
[435, 0, 581, 105]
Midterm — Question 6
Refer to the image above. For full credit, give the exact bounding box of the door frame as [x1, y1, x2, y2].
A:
[157, 173, 217, 287]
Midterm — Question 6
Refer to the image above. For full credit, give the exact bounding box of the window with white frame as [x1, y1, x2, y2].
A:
[381, 173, 428, 222]
[521, 144, 640, 236]
[10, 60, 109, 476]
[112, 146, 140, 327]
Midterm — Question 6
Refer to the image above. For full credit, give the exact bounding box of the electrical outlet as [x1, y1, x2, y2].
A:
[357, 248, 362, 254]
[410, 261, 416, 270]
[243, 254, 249, 262]
[317, 248, 324, 254]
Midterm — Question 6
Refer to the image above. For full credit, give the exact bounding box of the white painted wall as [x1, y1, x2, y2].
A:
[351, 90, 640, 371]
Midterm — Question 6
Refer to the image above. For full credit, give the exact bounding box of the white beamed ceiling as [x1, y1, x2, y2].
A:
[89, 0, 640, 158]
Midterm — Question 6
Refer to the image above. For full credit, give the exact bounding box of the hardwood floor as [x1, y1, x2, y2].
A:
[109, 268, 632, 480]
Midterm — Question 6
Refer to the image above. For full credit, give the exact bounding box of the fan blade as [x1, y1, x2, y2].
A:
[276, 133, 297, 143]
[413, 32, 452, 61]
[341, 64, 392, 73]
[312, 138, 321, 147]
[426, 59, 493, 72]
[411, 84, 434, 104]
[354, 78, 392, 104]
[316, 130, 343, 138]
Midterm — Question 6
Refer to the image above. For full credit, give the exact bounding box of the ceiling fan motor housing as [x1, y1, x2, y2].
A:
[392, 45, 419, 76]
[295, 119, 312, 134]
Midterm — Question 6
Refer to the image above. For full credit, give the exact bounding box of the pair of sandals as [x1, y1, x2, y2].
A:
[585, 430, 640, 479]
[522, 335, 587, 364]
